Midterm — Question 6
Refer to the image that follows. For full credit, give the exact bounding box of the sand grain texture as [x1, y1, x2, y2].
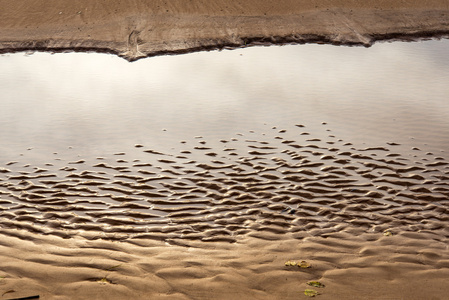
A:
[1, 0, 449, 60]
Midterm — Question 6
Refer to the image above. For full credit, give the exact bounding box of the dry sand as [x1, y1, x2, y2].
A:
[1, 0, 449, 60]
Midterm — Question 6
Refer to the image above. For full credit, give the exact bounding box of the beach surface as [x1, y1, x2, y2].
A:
[1, 2, 449, 299]
[1, 0, 449, 60]
[1, 109, 449, 299]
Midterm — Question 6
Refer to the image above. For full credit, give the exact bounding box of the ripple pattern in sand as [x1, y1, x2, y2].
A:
[1, 124, 448, 244]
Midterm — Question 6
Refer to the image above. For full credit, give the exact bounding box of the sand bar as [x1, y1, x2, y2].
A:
[1, 0, 449, 60]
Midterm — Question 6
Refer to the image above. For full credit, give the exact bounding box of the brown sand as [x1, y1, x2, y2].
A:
[1, 2, 449, 299]
[1, 121, 449, 299]
[1, 0, 449, 60]
[1, 229, 449, 299]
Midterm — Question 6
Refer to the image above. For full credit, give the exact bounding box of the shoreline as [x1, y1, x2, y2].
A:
[1, 4, 449, 299]
[1, 115, 448, 298]
[1, 1, 449, 60]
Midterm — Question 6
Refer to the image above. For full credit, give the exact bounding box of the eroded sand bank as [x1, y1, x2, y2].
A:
[1, 0, 449, 60]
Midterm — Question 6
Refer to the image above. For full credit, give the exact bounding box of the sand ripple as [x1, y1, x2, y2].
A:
[1, 123, 448, 245]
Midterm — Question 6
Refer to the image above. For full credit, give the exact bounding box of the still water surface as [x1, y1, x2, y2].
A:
[1, 40, 449, 163]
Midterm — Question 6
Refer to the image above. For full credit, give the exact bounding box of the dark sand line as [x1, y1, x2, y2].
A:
[1, 1, 449, 60]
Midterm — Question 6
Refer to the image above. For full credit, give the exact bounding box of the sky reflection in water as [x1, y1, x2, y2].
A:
[0, 39, 448, 161]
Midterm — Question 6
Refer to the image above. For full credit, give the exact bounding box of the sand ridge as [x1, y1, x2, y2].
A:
[1, 1, 449, 60]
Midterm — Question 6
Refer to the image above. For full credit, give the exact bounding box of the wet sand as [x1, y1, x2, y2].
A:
[1, 229, 448, 299]
[1, 0, 449, 60]
[1, 2, 449, 298]
[1, 119, 449, 299]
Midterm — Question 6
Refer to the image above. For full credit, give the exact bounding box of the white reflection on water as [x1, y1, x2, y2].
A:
[0, 39, 449, 161]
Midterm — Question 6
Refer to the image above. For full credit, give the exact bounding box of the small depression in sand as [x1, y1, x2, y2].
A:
[1, 40, 449, 299]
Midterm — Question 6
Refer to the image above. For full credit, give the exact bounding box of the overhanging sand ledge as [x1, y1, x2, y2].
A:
[1, 0, 449, 61]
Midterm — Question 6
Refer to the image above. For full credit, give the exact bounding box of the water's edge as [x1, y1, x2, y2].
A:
[1, 7, 449, 61]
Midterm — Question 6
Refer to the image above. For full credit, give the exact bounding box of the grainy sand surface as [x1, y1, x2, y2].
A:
[1, 0, 449, 60]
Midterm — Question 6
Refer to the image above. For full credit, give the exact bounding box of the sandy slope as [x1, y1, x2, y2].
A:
[1, 0, 449, 60]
